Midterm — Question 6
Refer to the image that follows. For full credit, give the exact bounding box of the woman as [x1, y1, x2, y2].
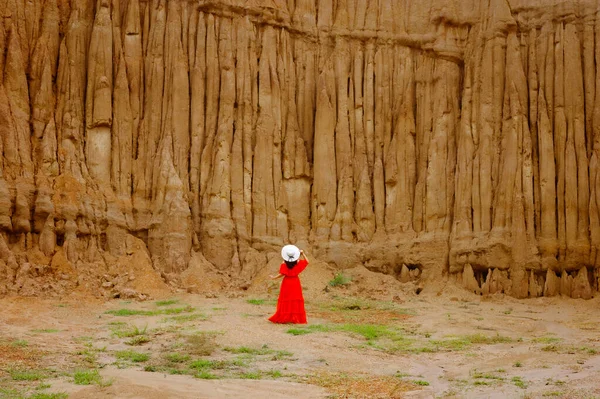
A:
[268, 245, 309, 324]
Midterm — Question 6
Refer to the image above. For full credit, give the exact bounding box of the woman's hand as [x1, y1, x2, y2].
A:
[300, 249, 309, 262]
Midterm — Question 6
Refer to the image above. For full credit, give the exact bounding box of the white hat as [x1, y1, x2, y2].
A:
[281, 244, 300, 262]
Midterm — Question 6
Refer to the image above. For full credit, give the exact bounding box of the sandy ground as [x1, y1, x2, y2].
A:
[1, 286, 600, 399]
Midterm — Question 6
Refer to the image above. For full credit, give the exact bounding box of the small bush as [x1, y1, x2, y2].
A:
[125, 336, 150, 346]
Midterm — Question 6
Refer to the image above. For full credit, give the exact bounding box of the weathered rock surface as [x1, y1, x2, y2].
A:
[1, 0, 600, 298]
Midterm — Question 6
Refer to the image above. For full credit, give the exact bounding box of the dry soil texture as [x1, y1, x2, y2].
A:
[1, 289, 600, 399]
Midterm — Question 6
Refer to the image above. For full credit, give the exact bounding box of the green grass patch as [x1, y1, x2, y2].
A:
[29, 393, 68, 399]
[246, 299, 265, 305]
[287, 324, 333, 336]
[194, 370, 219, 379]
[189, 359, 231, 371]
[11, 339, 29, 347]
[328, 273, 352, 287]
[471, 372, 504, 380]
[73, 369, 103, 386]
[413, 380, 429, 386]
[266, 369, 283, 378]
[155, 299, 179, 306]
[105, 305, 194, 317]
[533, 336, 562, 344]
[111, 324, 147, 338]
[339, 324, 399, 341]
[115, 350, 150, 362]
[473, 380, 491, 386]
[10, 369, 46, 381]
[31, 329, 59, 334]
[512, 376, 528, 389]
[0, 388, 21, 399]
[239, 371, 262, 379]
[223, 345, 273, 355]
[124, 335, 150, 346]
[165, 353, 191, 363]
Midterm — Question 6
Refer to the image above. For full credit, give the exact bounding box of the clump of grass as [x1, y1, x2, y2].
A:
[473, 380, 491, 386]
[155, 299, 179, 306]
[542, 391, 563, 397]
[29, 394, 68, 399]
[247, 299, 265, 305]
[194, 370, 219, 379]
[105, 305, 194, 317]
[512, 376, 527, 389]
[514, 361, 523, 367]
[115, 350, 150, 363]
[0, 388, 21, 399]
[111, 324, 148, 338]
[189, 359, 231, 372]
[339, 324, 400, 341]
[266, 369, 283, 378]
[31, 329, 60, 334]
[10, 369, 46, 381]
[541, 344, 559, 352]
[165, 353, 190, 363]
[11, 339, 29, 347]
[533, 336, 562, 344]
[76, 347, 98, 366]
[239, 371, 262, 379]
[287, 324, 333, 336]
[471, 371, 504, 380]
[125, 335, 150, 346]
[73, 369, 108, 386]
[413, 380, 429, 386]
[329, 273, 352, 287]
[223, 345, 273, 355]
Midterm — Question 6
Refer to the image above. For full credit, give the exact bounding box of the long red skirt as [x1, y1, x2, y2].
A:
[269, 275, 307, 324]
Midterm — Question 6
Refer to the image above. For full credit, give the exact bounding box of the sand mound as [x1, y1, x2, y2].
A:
[180, 251, 226, 294]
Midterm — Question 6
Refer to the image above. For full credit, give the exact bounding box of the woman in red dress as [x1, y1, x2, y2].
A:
[269, 246, 309, 324]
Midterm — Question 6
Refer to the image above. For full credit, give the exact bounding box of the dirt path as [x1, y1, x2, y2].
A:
[1, 291, 600, 399]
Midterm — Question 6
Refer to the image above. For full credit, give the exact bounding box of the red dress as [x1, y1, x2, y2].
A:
[269, 259, 308, 324]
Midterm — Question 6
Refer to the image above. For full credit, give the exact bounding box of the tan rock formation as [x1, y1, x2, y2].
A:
[1, 0, 600, 298]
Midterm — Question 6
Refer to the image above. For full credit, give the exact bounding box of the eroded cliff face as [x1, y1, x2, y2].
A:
[1, 0, 599, 299]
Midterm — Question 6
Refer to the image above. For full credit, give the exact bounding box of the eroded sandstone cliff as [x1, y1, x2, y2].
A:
[1, 0, 599, 298]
